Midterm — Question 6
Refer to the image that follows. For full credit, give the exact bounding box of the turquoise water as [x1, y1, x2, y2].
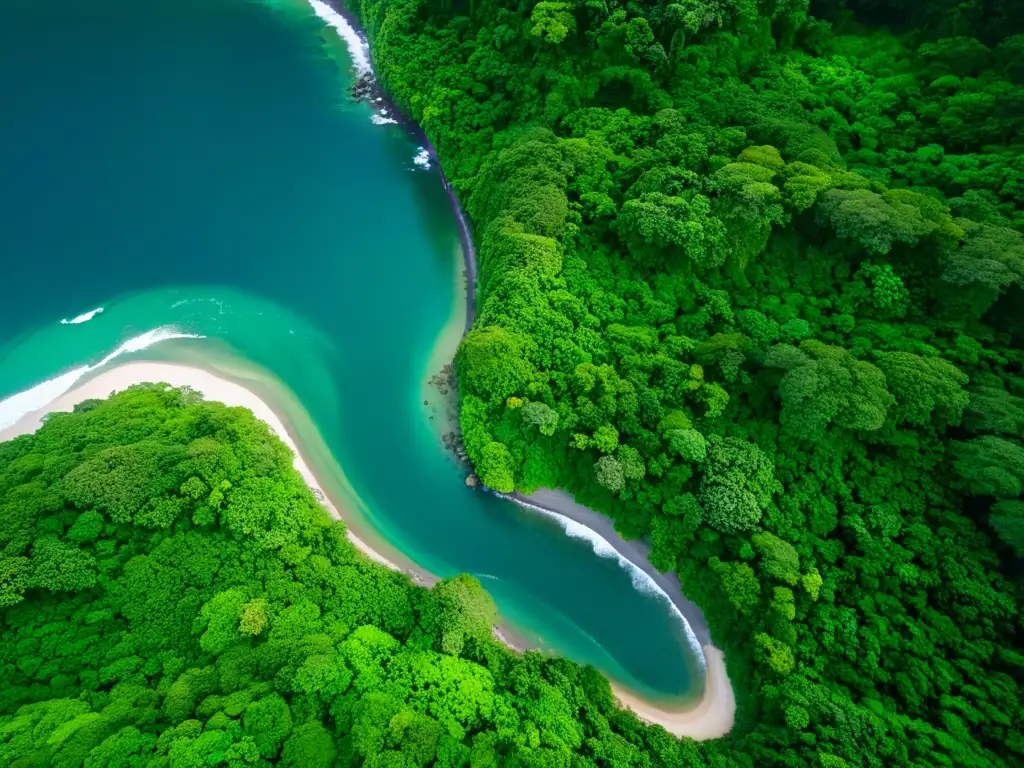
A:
[0, 0, 703, 700]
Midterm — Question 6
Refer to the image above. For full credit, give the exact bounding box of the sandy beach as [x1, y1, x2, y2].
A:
[0, 360, 736, 740]
[614, 645, 734, 739]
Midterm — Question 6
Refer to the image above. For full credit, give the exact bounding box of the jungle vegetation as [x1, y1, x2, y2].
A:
[0, 387, 696, 767]
[345, 0, 1024, 764]
[3, 0, 1024, 765]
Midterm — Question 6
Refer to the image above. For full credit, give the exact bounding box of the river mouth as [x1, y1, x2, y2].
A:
[0, 0, 704, 704]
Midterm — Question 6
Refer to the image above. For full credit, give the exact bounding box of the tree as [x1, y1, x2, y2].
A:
[711, 158, 787, 268]
[754, 633, 795, 675]
[27, 535, 97, 593]
[293, 653, 352, 700]
[197, 589, 246, 655]
[458, 326, 537, 405]
[239, 598, 269, 637]
[766, 341, 893, 439]
[709, 557, 761, 615]
[817, 188, 936, 254]
[700, 436, 779, 532]
[477, 441, 516, 492]
[964, 380, 1024, 435]
[594, 455, 625, 493]
[667, 428, 707, 462]
[280, 723, 336, 768]
[938, 219, 1024, 317]
[66, 510, 104, 544]
[243, 694, 293, 758]
[530, 2, 576, 44]
[617, 191, 727, 268]
[0, 557, 30, 607]
[521, 401, 559, 436]
[875, 352, 969, 427]
[782, 161, 834, 211]
[752, 532, 800, 585]
[434, 575, 497, 656]
[986, 500, 1024, 559]
[954, 436, 1024, 498]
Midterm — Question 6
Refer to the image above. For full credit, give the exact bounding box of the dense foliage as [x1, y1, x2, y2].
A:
[0, 387, 700, 767]
[350, 0, 1024, 764]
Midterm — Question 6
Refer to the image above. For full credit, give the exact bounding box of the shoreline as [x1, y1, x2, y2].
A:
[615, 645, 734, 739]
[318, 0, 478, 331]
[309, 0, 737, 738]
[512, 489, 713, 647]
[0, 359, 734, 739]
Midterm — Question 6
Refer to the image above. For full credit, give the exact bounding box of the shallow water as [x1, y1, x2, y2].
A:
[0, 0, 703, 700]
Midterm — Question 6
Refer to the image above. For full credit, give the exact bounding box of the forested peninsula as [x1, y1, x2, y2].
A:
[1, 0, 1024, 766]
[349, 0, 1024, 765]
[2, 386, 693, 766]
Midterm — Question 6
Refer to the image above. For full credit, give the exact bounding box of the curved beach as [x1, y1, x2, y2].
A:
[617, 645, 734, 739]
[0, 359, 735, 740]
[493, 490, 734, 738]
[510, 489, 714, 646]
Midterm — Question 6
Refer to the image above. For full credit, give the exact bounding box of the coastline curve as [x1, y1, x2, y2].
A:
[0, 360, 734, 738]
[305, 0, 736, 737]
[309, 0, 478, 331]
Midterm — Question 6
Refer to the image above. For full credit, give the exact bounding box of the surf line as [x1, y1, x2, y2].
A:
[487, 489, 707, 671]
[0, 327, 203, 431]
[308, 0, 479, 333]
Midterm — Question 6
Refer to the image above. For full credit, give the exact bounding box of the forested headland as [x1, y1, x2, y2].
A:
[0, 386, 701, 766]
[2, 0, 1024, 765]
[347, 0, 1024, 765]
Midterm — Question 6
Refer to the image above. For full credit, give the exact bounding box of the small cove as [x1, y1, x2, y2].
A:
[0, 0, 705, 703]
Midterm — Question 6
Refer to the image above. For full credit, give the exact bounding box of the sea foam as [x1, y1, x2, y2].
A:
[304, 1, 407, 128]
[60, 307, 104, 325]
[306, 0, 372, 78]
[0, 326, 203, 431]
[493, 491, 707, 671]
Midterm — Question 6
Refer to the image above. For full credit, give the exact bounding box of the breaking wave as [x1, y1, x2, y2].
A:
[60, 307, 104, 325]
[0, 326, 203, 431]
[493, 491, 707, 671]
[305, 0, 372, 78]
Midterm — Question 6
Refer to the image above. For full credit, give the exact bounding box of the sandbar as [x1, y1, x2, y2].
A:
[0, 360, 736, 740]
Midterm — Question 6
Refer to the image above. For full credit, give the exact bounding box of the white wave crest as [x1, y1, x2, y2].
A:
[413, 148, 431, 168]
[60, 307, 104, 325]
[371, 112, 398, 125]
[0, 326, 203, 431]
[306, 0, 372, 78]
[501, 493, 706, 670]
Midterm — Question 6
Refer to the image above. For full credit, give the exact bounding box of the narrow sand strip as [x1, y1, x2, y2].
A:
[614, 645, 734, 739]
[0, 360, 735, 740]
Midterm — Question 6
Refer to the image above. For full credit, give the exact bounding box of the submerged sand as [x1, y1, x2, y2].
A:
[0, 360, 736, 740]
